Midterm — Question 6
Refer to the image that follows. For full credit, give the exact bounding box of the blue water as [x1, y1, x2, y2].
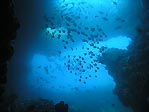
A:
[7, 0, 142, 112]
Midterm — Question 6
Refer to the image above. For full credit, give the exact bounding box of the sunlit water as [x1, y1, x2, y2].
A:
[7, 0, 142, 112]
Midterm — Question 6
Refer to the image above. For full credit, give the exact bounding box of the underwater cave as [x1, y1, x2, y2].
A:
[1, 0, 149, 112]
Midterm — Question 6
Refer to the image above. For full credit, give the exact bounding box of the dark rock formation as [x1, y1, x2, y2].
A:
[0, 0, 20, 111]
[55, 101, 68, 112]
[0, 0, 20, 95]
[99, 0, 149, 111]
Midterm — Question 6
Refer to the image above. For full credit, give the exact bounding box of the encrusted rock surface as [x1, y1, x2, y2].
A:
[100, 1, 149, 111]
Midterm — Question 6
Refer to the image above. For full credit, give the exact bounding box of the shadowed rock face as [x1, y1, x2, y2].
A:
[0, 0, 20, 90]
[100, 1, 149, 111]
[0, 0, 20, 111]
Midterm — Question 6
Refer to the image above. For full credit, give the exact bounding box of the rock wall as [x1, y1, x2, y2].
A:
[100, 0, 149, 112]
[0, 0, 20, 111]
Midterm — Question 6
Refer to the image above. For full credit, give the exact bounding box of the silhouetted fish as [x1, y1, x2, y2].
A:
[99, 11, 104, 14]
[115, 26, 122, 30]
[58, 51, 61, 54]
[115, 17, 121, 21]
[82, 39, 88, 43]
[84, 27, 89, 30]
[113, 1, 118, 5]
[65, 41, 68, 44]
[91, 27, 95, 32]
[82, 70, 85, 72]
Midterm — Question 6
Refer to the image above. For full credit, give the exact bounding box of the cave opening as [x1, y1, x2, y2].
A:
[3, 0, 146, 112]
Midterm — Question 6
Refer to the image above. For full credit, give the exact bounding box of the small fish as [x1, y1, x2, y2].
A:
[71, 39, 75, 43]
[102, 32, 106, 35]
[112, 103, 115, 107]
[44, 66, 49, 74]
[113, 1, 117, 5]
[66, 23, 70, 26]
[98, 28, 102, 31]
[38, 66, 41, 69]
[79, 62, 82, 65]
[58, 51, 61, 54]
[73, 22, 77, 27]
[74, 87, 79, 91]
[82, 70, 85, 72]
[77, 31, 80, 34]
[94, 63, 97, 66]
[97, 47, 99, 49]
[82, 39, 88, 43]
[79, 79, 81, 82]
[84, 53, 87, 56]
[91, 28, 95, 32]
[90, 43, 94, 46]
[84, 27, 89, 30]
[95, 15, 99, 18]
[115, 17, 121, 21]
[89, 51, 93, 54]
[80, 76, 82, 78]
[62, 30, 66, 33]
[115, 26, 122, 30]
[81, 32, 88, 37]
[78, 26, 81, 29]
[71, 47, 73, 50]
[64, 46, 67, 49]
[85, 77, 88, 79]
[121, 19, 125, 22]
[88, 37, 92, 40]
[99, 11, 104, 14]
[102, 17, 108, 21]
[59, 30, 61, 33]
[65, 41, 68, 44]
[83, 61, 86, 63]
[83, 81, 86, 84]
[93, 46, 97, 48]
[57, 34, 61, 39]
